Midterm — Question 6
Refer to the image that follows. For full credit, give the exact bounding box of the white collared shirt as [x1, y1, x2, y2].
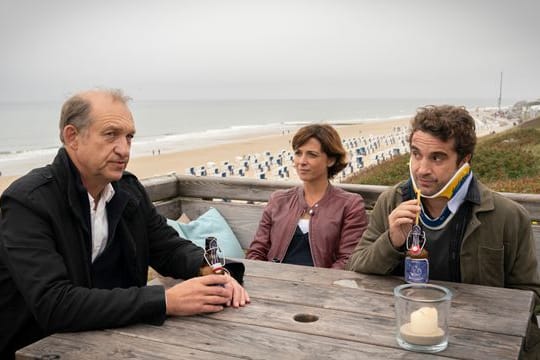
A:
[88, 184, 115, 262]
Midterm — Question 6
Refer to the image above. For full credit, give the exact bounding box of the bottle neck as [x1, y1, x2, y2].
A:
[407, 248, 428, 258]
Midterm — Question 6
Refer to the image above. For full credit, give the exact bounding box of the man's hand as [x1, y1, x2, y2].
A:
[388, 199, 420, 249]
[165, 275, 231, 316]
[164, 273, 250, 316]
[223, 272, 250, 308]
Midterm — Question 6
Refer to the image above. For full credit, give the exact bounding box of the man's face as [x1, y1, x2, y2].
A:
[68, 94, 135, 190]
[409, 130, 467, 197]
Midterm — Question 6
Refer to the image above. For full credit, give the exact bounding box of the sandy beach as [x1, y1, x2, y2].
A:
[126, 117, 411, 180]
[0, 109, 513, 195]
[0, 118, 409, 194]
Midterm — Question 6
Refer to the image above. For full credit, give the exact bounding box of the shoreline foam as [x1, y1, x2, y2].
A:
[0, 108, 514, 195]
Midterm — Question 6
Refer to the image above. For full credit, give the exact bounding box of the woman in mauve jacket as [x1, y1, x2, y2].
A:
[247, 124, 368, 269]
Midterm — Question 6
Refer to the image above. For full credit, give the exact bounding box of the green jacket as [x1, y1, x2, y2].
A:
[346, 178, 540, 356]
[346, 179, 540, 302]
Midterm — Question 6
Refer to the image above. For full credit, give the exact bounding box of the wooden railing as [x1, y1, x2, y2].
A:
[142, 174, 540, 263]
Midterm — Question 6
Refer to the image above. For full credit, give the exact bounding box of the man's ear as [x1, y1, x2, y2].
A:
[63, 125, 79, 150]
[460, 154, 472, 166]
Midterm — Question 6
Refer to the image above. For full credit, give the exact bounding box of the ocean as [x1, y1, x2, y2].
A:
[0, 97, 511, 176]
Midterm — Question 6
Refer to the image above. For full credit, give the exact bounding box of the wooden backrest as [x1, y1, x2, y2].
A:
[142, 174, 386, 250]
[142, 174, 540, 263]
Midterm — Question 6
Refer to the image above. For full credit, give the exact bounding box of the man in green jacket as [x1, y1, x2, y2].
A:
[346, 104, 540, 356]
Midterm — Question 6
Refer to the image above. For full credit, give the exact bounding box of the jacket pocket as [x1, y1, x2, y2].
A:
[478, 245, 504, 287]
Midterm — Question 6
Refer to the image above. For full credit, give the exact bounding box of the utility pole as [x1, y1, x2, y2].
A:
[497, 71, 503, 112]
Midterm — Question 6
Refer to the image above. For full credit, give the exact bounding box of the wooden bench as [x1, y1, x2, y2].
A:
[142, 174, 540, 263]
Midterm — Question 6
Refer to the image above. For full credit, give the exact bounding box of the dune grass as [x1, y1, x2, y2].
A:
[344, 118, 540, 194]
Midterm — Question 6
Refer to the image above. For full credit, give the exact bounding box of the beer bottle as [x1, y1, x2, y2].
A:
[205, 236, 225, 275]
[404, 225, 429, 283]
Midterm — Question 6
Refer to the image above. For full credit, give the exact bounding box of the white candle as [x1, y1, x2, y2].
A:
[410, 307, 438, 335]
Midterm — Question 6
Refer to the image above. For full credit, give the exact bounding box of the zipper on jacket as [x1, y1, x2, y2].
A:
[276, 209, 306, 263]
[307, 218, 316, 267]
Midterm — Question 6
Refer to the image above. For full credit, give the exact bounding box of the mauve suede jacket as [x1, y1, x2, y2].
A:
[247, 184, 368, 268]
[0, 148, 204, 357]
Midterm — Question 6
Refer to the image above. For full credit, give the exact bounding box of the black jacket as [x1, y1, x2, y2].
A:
[0, 148, 204, 357]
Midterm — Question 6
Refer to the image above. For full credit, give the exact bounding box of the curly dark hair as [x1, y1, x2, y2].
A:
[409, 105, 476, 164]
[292, 124, 348, 179]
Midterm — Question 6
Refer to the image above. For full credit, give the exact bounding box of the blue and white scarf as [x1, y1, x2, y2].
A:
[410, 162, 473, 230]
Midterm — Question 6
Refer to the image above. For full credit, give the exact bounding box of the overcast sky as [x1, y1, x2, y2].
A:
[0, 0, 538, 102]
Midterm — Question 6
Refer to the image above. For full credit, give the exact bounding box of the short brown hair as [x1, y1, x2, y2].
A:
[409, 105, 476, 164]
[59, 88, 131, 143]
[292, 124, 348, 178]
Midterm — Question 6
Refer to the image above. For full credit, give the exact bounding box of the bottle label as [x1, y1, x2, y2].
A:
[404, 257, 429, 283]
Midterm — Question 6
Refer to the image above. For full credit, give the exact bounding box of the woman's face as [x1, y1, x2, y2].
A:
[293, 137, 334, 183]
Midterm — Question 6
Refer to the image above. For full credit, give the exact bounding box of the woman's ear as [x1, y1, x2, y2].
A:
[327, 158, 336, 168]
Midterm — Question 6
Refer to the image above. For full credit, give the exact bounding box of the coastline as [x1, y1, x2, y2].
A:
[0, 109, 513, 195]
[0, 117, 409, 194]
[126, 117, 411, 181]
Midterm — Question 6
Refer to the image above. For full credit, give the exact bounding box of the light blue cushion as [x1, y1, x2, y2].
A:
[166, 207, 245, 259]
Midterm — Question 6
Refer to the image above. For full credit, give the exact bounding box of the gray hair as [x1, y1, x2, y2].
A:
[59, 88, 131, 143]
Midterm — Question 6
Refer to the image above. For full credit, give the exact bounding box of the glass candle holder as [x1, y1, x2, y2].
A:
[394, 283, 452, 353]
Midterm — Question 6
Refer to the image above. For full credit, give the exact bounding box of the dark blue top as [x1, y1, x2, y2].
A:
[282, 226, 314, 266]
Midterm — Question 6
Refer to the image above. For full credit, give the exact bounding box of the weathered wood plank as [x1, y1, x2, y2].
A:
[241, 273, 530, 338]
[240, 260, 534, 337]
[114, 316, 453, 360]
[176, 175, 287, 202]
[143, 174, 540, 220]
[142, 174, 540, 220]
[159, 199, 540, 256]
[18, 259, 531, 360]
[499, 192, 540, 222]
[205, 298, 522, 360]
[153, 198, 183, 219]
[141, 174, 179, 202]
[15, 329, 240, 360]
[152, 260, 533, 344]
[144, 175, 540, 274]
[171, 174, 387, 209]
[534, 225, 540, 267]
[336, 182, 393, 209]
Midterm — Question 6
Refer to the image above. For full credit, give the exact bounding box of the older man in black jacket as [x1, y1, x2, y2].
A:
[0, 89, 249, 358]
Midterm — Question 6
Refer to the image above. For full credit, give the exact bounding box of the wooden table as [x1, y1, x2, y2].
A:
[17, 259, 534, 359]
